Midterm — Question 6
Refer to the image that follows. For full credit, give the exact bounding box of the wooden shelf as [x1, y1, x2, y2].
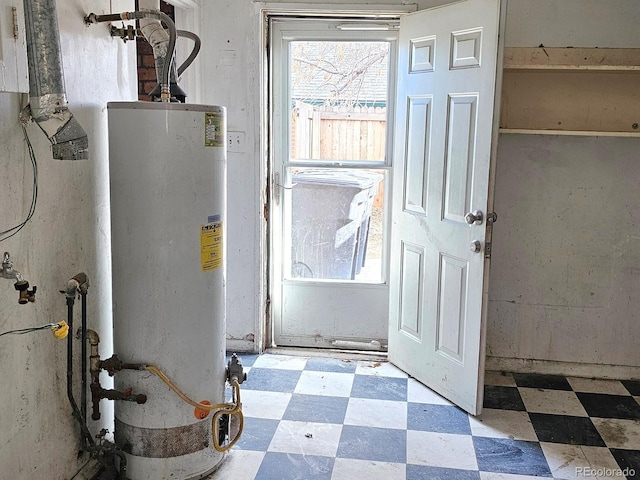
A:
[500, 48, 640, 134]
[499, 128, 640, 138]
[504, 47, 640, 71]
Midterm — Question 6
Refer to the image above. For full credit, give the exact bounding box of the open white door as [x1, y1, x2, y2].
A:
[388, 0, 502, 415]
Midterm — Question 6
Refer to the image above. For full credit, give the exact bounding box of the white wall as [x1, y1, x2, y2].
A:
[487, 0, 640, 373]
[488, 135, 640, 369]
[196, 0, 640, 372]
[0, 1, 136, 478]
[504, 0, 640, 48]
[196, 0, 262, 352]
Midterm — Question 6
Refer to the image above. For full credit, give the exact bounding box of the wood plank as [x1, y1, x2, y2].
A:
[319, 111, 387, 121]
[312, 111, 321, 159]
[504, 47, 640, 71]
[499, 129, 640, 138]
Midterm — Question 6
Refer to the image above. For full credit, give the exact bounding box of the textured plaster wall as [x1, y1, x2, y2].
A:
[0, 1, 136, 478]
[488, 135, 640, 367]
[488, 0, 640, 368]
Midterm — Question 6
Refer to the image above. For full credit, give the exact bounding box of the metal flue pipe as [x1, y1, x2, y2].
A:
[138, 0, 182, 101]
[23, 0, 88, 160]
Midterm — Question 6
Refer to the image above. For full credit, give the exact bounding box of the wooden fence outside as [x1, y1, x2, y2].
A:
[291, 102, 387, 161]
[291, 102, 387, 206]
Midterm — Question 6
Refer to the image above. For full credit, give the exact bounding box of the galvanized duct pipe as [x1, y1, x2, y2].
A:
[23, 0, 88, 160]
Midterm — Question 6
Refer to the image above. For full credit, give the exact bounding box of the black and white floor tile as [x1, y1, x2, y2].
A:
[208, 353, 640, 480]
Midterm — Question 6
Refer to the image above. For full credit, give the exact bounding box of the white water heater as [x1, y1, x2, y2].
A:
[107, 102, 227, 479]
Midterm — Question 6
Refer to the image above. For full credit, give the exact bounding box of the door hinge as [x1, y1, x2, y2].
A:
[264, 294, 271, 330]
[12, 7, 19, 39]
[484, 242, 492, 258]
[263, 201, 269, 221]
[273, 172, 280, 206]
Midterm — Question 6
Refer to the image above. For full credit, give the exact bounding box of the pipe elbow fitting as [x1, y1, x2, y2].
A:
[63, 272, 89, 298]
[84, 12, 98, 24]
[63, 279, 80, 298]
[71, 272, 89, 294]
[87, 329, 100, 346]
[50, 116, 89, 160]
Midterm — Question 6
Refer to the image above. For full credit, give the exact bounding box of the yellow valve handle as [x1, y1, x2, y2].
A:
[52, 321, 69, 339]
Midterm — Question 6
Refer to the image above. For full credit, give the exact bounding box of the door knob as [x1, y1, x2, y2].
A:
[469, 240, 482, 253]
[465, 210, 483, 225]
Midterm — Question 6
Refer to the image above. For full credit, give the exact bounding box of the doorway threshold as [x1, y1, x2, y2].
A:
[265, 346, 388, 363]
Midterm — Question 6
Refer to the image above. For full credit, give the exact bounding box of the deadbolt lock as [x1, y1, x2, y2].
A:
[469, 240, 482, 253]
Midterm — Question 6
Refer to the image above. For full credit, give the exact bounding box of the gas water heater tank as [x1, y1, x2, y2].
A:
[108, 102, 227, 480]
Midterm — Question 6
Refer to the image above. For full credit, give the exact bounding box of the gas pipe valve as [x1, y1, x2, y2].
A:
[15, 280, 36, 304]
[226, 353, 246, 384]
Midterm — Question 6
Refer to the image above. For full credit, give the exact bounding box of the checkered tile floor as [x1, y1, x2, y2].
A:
[209, 353, 640, 480]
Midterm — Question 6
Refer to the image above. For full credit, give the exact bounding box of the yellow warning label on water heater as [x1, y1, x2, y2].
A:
[200, 222, 223, 271]
[204, 112, 224, 147]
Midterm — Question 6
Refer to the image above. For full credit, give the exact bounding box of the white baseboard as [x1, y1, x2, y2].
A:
[486, 356, 640, 380]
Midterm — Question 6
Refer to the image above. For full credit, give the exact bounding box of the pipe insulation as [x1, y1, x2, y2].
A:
[23, 0, 88, 160]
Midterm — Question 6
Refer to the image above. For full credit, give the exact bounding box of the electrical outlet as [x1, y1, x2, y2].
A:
[227, 131, 245, 153]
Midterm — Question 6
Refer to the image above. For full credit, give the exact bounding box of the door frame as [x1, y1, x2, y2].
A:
[260, 3, 417, 350]
[269, 17, 398, 350]
[259, 1, 505, 355]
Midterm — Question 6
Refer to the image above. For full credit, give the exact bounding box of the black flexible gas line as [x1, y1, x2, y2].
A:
[114, 449, 128, 480]
[66, 296, 94, 447]
[65, 274, 130, 478]
[176, 30, 201, 77]
[81, 290, 88, 423]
